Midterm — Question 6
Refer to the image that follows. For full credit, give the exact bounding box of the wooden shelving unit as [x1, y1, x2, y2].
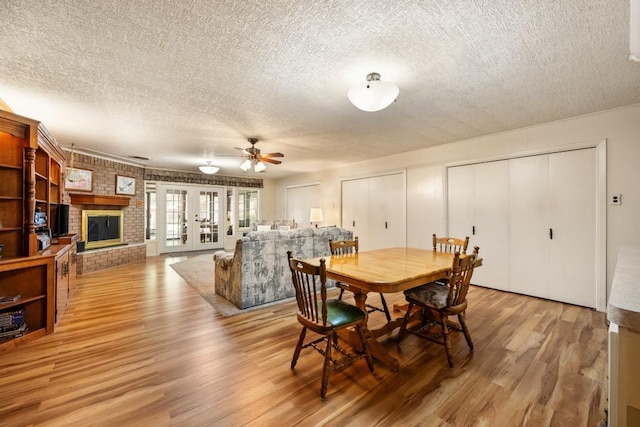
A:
[0, 109, 68, 350]
[0, 255, 55, 352]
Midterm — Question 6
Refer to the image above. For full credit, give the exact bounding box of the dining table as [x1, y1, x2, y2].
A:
[304, 247, 482, 372]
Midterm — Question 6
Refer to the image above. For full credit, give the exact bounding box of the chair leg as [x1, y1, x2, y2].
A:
[291, 327, 306, 369]
[338, 283, 345, 300]
[458, 312, 474, 351]
[320, 332, 333, 400]
[397, 302, 414, 341]
[356, 324, 374, 373]
[379, 293, 391, 322]
[440, 315, 454, 368]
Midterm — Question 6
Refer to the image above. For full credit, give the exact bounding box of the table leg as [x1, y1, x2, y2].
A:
[349, 290, 400, 372]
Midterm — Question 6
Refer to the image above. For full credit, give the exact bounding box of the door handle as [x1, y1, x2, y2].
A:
[385, 221, 388, 229]
[549, 228, 553, 239]
[352, 220, 355, 227]
[472, 225, 475, 235]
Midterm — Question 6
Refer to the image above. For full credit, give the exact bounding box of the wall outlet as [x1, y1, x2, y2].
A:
[611, 194, 622, 205]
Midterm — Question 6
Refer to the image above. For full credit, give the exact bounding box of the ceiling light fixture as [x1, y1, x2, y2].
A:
[198, 161, 219, 174]
[240, 158, 267, 172]
[347, 72, 399, 112]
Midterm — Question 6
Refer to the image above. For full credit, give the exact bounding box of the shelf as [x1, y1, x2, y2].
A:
[0, 164, 22, 170]
[70, 194, 130, 206]
[0, 295, 45, 311]
[0, 196, 22, 201]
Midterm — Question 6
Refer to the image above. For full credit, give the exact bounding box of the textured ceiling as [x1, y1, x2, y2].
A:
[1, 1, 639, 178]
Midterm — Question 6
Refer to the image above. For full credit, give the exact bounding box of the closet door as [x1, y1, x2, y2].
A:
[508, 155, 550, 299]
[447, 165, 475, 239]
[341, 178, 370, 243]
[548, 149, 596, 307]
[473, 161, 509, 290]
[369, 173, 405, 250]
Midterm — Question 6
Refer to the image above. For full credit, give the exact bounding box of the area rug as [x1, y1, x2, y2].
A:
[169, 254, 295, 317]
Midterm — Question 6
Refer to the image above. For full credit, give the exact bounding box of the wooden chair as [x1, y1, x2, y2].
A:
[287, 251, 374, 400]
[330, 237, 391, 322]
[398, 246, 480, 367]
[433, 234, 469, 254]
[432, 234, 469, 285]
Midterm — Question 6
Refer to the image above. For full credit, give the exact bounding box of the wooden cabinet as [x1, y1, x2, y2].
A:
[0, 255, 55, 352]
[0, 109, 66, 257]
[0, 109, 72, 350]
[54, 242, 77, 324]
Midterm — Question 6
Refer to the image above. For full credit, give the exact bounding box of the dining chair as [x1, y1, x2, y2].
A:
[330, 237, 392, 322]
[432, 234, 469, 286]
[287, 251, 374, 400]
[398, 246, 480, 368]
[433, 234, 469, 254]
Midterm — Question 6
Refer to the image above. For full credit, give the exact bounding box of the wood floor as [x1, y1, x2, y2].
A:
[0, 253, 608, 426]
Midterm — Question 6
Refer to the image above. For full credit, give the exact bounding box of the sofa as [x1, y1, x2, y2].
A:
[213, 226, 353, 309]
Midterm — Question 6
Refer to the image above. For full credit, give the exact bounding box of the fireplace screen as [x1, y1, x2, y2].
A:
[81, 210, 124, 250]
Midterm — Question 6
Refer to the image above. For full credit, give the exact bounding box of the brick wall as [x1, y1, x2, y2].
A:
[64, 152, 145, 274]
[77, 243, 146, 275]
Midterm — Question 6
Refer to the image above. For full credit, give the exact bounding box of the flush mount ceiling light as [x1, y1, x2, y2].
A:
[198, 161, 219, 174]
[347, 72, 399, 112]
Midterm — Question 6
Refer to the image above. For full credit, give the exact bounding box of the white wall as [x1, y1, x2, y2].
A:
[273, 104, 640, 298]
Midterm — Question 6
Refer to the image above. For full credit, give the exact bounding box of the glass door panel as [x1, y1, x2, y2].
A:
[165, 188, 189, 249]
[194, 189, 220, 250]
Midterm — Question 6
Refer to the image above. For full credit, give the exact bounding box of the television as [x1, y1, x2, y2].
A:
[51, 204, 69, 237]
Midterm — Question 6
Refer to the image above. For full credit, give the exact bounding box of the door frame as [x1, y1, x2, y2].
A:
[444, 139, 607, 312]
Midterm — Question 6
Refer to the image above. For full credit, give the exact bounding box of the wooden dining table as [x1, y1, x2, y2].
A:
[304, 247, 482, 372]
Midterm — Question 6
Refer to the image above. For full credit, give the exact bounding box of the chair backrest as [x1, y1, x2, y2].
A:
[287, 251, 328, 326]
[433, 234, 469, 254]
[329, 236, 359, 255]
[446, 246, 480, 306]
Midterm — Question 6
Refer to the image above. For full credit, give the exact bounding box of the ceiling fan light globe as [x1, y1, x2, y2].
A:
[348, 75, 399, 112]
[240, 159, 252, 171]
[254, 161, 267, 172]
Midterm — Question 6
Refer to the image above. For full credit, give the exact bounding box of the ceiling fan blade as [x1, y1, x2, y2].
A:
[261, 152, 284, 158]
[235, 147, 249, 153]
[261, 157, 282, 165]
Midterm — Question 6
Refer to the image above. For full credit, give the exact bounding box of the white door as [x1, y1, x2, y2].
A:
[286, 184, 320, 227]
[548, 149, 596, 307]
[448, 161, 509, 290]
[341, 178, 370, 243]
[369, 173, 406, 250]
[508, 155, 550, 299]
[508, 148, 597, 307]
[473, 161, 509, 290]
[447, 165, 476, 239]
[157, 184, 224, 253]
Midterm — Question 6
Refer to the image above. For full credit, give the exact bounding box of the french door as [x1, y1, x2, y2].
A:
[157, 184, 224, 253]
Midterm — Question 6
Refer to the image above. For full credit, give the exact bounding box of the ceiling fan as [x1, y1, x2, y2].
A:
[236, 138, 284, 172]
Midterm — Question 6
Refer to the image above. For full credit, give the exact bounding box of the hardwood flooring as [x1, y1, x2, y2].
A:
[0, 253, 608, 426]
